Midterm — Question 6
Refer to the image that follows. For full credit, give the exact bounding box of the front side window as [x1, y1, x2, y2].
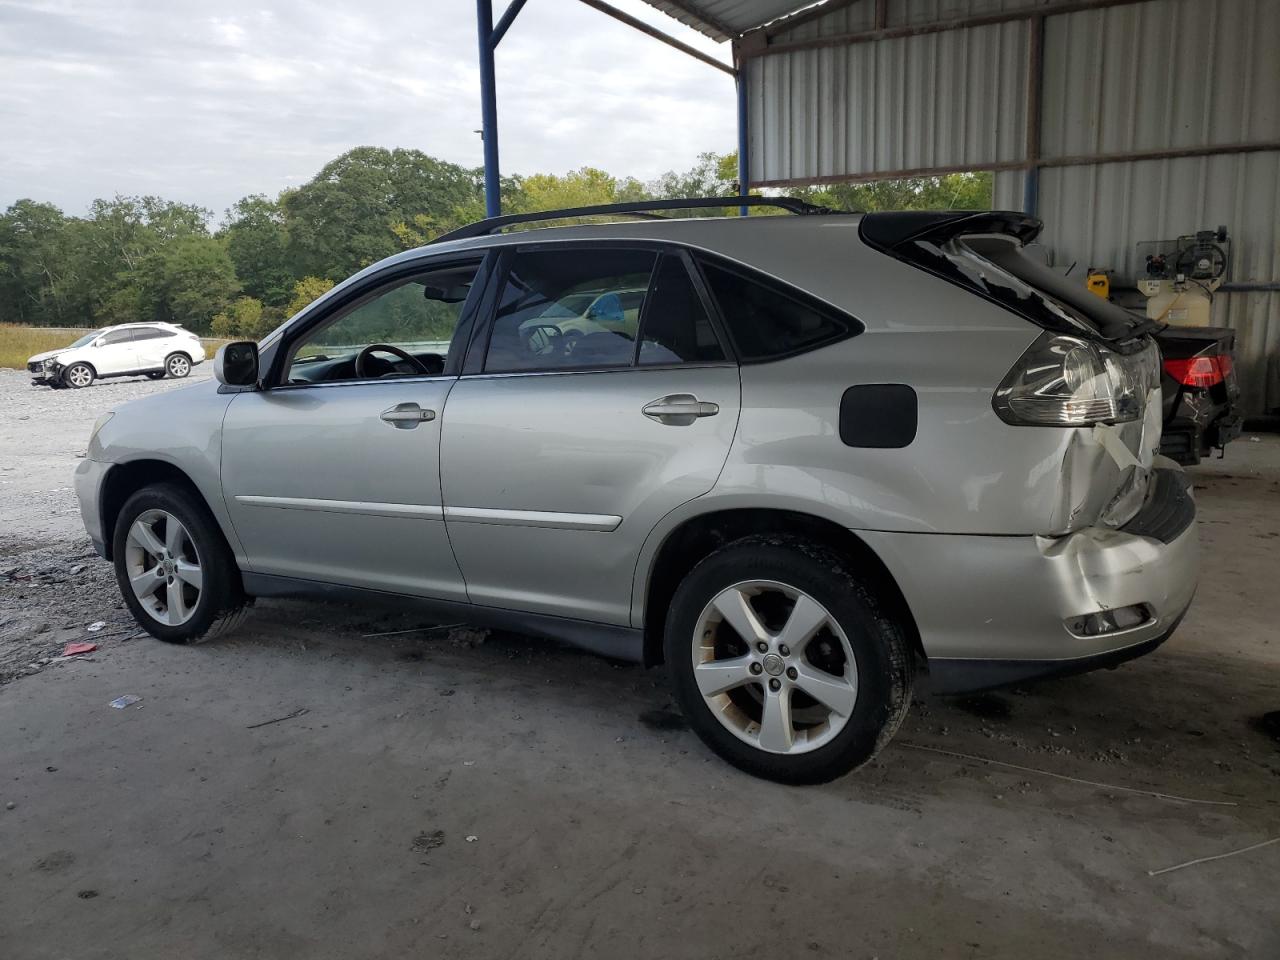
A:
[700, 260, 854, 362]
[484, 249, 655, 373]
[284, 261, 480, 385]
[99, 329, 134, 346]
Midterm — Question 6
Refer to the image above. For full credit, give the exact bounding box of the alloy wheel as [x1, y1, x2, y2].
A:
[691, 580, 859, 755]
[167, 355, 190, 377]
[124, 509, 203, 626]
[67, 365, 93, 387]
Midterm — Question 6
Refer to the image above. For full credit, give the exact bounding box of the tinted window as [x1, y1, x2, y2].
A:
[699, 261, 852, 362]
[99, 329, 134, 345]
[284, 261, 480, 384]
[484, 249, 655, 373]
[636, 255, 726, 365]
[131, 326, 173, 341]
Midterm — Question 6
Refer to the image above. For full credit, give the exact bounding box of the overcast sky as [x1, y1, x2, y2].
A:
[0, 0, 735, 220]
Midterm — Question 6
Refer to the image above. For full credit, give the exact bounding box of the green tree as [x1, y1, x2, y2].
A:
[222, 195, 293, 306]
[137, 236, 239, 332]
[651, 151, 737, 199]
[787, 171, 993, 212]
[211, 295, 270, 338]
[286, 276, 336, 317]
[283, 147, 481, 280]
[0, 200, 76, 325]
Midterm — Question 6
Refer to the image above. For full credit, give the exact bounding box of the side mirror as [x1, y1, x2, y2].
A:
[214, 341, 260, 387]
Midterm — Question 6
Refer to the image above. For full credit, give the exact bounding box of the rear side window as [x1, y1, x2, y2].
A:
[131, 326, 174, 341]
[636, 255, 726, 365]
[698, 260, 854, 362]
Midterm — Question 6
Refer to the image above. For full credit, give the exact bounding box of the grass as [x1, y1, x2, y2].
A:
[0, 324, 229, 370]
[0, 324, 89, 369]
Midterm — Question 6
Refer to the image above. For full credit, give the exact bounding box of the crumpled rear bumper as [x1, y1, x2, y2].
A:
[861, 466, 1199, 693]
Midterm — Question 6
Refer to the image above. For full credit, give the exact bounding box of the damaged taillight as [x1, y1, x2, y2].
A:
[993, 332, 1159, 427]
[1164, 355, 1231, 388]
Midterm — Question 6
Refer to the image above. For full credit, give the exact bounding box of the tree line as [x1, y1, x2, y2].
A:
[0, 147, 991, 338]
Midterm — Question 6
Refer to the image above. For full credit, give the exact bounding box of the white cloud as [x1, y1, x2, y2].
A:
[0, 0, 736, 218]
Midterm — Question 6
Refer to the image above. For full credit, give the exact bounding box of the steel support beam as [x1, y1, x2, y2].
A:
[1022, 12, 1045, 216]
[476, 0, 528, 217]
[736, 54, 749, 216]
[576, 0, 735, 75]
[476, 0, 501, 217]
[750, 141, 1280, 190]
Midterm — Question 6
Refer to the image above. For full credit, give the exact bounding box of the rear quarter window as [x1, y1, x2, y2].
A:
[697, 258, 858, 362]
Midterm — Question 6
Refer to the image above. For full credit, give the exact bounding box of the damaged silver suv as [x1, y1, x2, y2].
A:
[75, 199, 1197, 783]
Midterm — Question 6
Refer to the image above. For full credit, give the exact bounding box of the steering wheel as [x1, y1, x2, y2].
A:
[354, 343, 431, 379]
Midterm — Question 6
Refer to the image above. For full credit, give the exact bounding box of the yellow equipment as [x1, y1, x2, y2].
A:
[1085, 270, 1111, 300]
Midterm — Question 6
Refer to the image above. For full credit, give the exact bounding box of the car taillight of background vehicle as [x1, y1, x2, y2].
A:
[1163, 355, 1232, 388]
[992, 332, 1159, 427]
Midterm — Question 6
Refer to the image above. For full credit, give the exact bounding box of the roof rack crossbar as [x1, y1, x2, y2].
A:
[430, 196, 834, 244]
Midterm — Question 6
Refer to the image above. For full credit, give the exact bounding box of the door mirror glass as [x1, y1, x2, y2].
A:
[215, 341, 260, 387]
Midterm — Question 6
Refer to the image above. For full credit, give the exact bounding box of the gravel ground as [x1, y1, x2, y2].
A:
[1, 365, 1278, 958]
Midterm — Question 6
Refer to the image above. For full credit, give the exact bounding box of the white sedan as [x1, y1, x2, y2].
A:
[27, 323, 206, 388]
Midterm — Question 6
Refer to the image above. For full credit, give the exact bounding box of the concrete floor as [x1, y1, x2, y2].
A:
[1, 372, 1278, 958]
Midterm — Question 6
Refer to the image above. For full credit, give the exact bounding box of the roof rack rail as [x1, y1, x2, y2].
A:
[430, 196, 835, 244]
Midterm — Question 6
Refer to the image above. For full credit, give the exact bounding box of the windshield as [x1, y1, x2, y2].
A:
[68, 329, 105, 349]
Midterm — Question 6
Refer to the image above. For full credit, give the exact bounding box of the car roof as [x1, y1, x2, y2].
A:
[100, 321, 189, 331]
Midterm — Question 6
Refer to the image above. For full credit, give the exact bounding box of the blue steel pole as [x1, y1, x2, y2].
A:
[476, 0, 501, 218]
[736, 66, 749, 217]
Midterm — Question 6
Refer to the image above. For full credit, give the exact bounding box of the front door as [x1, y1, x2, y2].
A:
[220, 259, 483, 599]
[440, 246, 741, 624]
[92, 327, 139, 374]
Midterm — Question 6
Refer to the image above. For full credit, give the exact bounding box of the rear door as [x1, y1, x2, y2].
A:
[131, 325, 179, 370]
[439, 245, 741, 625]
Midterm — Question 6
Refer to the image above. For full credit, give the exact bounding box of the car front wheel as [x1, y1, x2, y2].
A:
[665, 536, 912, 784]
[63, 362, 94, 388]
[112, 483, 248, 644]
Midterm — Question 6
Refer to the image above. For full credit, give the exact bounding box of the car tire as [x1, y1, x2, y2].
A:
[112, 483, 249, 644]
[63, 362, 95, 388]
[665, 535, 913, 784]
[165, 353, 192, 378]
[146, 371, 167, 380]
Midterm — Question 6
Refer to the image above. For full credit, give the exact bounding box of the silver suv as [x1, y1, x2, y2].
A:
[75, 199, 1198, 783]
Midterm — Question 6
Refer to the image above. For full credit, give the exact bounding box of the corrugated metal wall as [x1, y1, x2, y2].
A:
[750, 19, 1029, 181]
[753, 0, 1280, 413]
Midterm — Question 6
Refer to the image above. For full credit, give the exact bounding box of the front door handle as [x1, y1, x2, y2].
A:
[380, 402, 436, 429]
[642, 394, 719, 426]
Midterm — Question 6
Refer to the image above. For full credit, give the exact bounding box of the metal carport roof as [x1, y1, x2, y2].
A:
[639, 0, 821, 41]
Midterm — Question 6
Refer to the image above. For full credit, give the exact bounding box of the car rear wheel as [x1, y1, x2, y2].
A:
[63, 363, 94, 388]
[165, 353, 191, 378]
[112, 483, 248, 644]
[665, 536, 912, 784]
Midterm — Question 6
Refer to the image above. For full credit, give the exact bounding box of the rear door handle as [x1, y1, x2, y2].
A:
[380, 402, 437, 429]
[642, 394, 719, 426]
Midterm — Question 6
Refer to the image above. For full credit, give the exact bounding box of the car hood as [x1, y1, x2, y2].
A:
[27, 349, 67, 364]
